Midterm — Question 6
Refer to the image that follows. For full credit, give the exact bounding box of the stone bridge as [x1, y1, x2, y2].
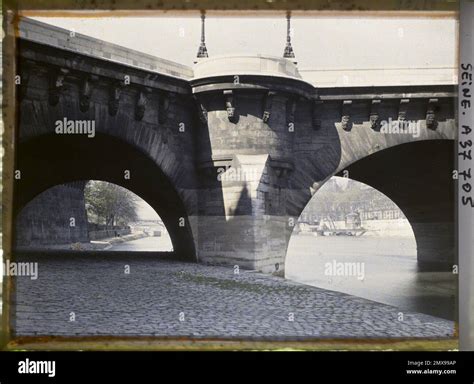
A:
[14, 18, 456, 274]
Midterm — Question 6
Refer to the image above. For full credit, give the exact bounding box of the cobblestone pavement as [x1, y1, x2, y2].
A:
[14, 255, 455, 339]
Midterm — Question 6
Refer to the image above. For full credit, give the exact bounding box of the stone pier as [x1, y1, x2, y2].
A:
[191, 56, 319, 273]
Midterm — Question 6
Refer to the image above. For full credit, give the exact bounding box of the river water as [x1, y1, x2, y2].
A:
[286, 234, 456, 320]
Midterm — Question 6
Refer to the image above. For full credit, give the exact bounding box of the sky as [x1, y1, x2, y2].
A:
[135, 199, 159, 221]
[31, 13, 457, 70]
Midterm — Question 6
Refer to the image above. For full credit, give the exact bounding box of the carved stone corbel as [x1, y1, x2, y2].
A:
[79, 76, 95, 113]
[48, 68, 68, 106]
[370, 99, 381, 130]
[193, 96, 208, 124]
[341, 100, 352, 131]
[262, 91, 276, 123]
[158, 92, 170, 124]
[398, 99, 410, 128]
[426, 98, 439, 130]
[135, 89, 149, 121]
[108, 83, 122, 116]
[223, 90, 236, 121]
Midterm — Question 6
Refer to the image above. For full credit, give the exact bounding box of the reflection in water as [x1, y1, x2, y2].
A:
[286, 235, 456, 320]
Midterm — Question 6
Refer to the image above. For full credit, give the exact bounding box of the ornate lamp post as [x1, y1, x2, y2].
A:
[283, 12, 296, 63]
[196, 11, 209, 59]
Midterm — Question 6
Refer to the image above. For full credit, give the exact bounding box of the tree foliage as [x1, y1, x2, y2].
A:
[84, 181, 138, 227]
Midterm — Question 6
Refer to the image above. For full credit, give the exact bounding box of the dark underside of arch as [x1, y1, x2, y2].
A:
[337, 139, 455, 271]
[14, 133, 196, 260]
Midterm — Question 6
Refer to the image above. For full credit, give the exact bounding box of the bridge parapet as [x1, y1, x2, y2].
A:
[19, 17, 193, 80]
[193, 54, 304, 79]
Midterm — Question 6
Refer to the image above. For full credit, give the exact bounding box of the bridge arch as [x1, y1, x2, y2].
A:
[14, 132, 197, 260]
[285, 139, 455, 272]
[336, 139, 455, 270]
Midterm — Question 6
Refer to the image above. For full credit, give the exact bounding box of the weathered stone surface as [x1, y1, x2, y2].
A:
[13, 256, 455, 338]
[15, 183, 89, 246]
[19, 18, 193, 80]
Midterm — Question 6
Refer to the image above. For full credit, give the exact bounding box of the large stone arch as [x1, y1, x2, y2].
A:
[284, 139, 455, 272]
[336, 139, 455, 271]
[14, 132, 197, 260]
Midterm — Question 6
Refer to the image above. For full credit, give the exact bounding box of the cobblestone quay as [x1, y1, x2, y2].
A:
[14, 254, 454, 339]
